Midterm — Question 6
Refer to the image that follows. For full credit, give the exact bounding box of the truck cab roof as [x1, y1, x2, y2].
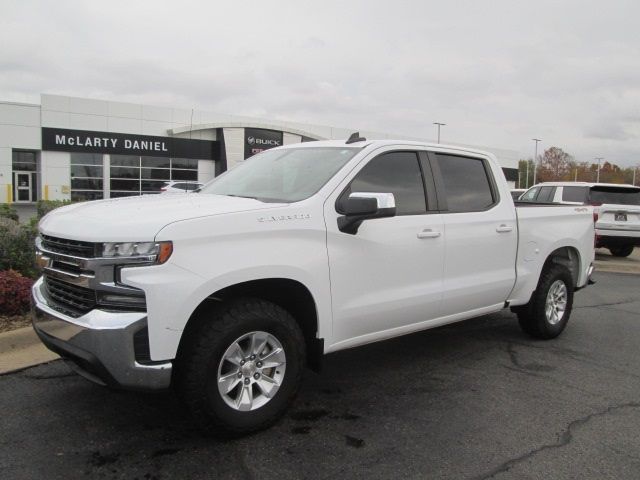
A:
[277, 139, 497, 161]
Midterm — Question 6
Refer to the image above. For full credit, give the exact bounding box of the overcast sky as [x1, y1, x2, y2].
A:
[1, 0, 639, 165]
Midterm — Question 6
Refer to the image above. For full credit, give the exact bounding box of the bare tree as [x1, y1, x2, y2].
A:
[538, 147, 573, 182]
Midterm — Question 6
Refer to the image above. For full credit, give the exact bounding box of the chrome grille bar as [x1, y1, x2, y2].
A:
[41, 234, 98, 258]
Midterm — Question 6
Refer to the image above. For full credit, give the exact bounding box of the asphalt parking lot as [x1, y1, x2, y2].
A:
[2, 270, 640, 480]
[595, 247, 640, 274]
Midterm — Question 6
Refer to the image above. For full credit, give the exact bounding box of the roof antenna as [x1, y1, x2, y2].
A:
[346, 132, 366, 144]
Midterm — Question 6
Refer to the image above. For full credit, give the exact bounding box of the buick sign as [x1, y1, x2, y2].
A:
[244, 128, 283, 159]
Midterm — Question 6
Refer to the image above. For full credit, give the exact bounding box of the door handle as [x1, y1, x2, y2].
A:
[496, 224, 513, 233]
[417, 229, 441, 239]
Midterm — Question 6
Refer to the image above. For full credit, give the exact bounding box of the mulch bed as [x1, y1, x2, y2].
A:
[0, 314, 31, 333]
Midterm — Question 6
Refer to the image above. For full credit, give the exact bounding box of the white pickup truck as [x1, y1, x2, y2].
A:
[32, 137, 595, 434]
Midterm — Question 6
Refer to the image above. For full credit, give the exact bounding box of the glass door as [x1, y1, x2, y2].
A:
[13, 171, 32, 202]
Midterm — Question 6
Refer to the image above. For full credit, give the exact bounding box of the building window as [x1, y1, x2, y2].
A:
[71, 153, 104, 201]
[109, 155, 198, 198]
[13, 151, 37, 171]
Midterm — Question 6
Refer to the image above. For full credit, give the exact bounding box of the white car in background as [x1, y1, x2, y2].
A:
[160, 181, 203, 194]
[510, 188, 526, 201]
[519, 182, 640, 257]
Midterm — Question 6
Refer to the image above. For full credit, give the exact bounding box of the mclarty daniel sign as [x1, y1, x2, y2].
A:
[42, 127, 217, 160]
[244, 128, 283, 159]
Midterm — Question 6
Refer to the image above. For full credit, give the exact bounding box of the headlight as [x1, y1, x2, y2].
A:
[101, 241, 173, 264]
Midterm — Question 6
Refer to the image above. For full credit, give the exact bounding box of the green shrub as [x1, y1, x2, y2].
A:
[0, 217, 37, 278]
[37, 200, 72, 220]
[0, 269, 33, 315]
[0, 204, 19, 222]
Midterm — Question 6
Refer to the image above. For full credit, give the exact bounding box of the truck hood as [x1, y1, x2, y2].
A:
[39, 194, 287, 242]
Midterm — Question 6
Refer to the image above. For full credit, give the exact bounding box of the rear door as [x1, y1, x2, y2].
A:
[430, 152, 518, 316]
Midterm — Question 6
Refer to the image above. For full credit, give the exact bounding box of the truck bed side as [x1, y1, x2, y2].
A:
[509, 205, 595, 306]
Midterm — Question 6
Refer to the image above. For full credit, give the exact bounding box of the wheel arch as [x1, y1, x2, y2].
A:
[176, 278, 323, 372]
[510, 245, 582, 310]
[543, 246, 582, 288]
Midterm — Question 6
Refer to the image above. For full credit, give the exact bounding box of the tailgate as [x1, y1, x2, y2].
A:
[597, 204, 640, 232]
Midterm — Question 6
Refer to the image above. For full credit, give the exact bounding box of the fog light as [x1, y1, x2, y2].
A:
[98, 293, 146, 308]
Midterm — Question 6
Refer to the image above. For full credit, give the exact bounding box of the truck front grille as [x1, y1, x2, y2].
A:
[44, 276, 97, 317]
[41, 234, 98, 258]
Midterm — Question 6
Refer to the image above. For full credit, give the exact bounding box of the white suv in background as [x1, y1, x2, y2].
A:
[160, 181, 204, 194]
[519, 182, 640, 257]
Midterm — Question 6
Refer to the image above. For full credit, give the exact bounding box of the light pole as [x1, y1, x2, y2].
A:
[595, 157, 604, 183]
[433, 122, 446, 143]
[532, 138, 541, 185]
[633, 165, 638, 186]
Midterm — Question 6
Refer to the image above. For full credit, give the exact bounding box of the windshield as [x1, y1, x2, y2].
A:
[199, 147, 360, 202]
[590, 187, 640, 206]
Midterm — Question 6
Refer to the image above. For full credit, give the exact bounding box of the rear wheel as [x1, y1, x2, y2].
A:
[609, 245, 634, 257]
[176, 298, 306, 436]
[517, 264, 574, 339]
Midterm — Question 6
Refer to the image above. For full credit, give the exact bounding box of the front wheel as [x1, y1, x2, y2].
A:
[517, 264, 574, 339]
[609, 245, 634, 257]
[176, 298, 306, 436]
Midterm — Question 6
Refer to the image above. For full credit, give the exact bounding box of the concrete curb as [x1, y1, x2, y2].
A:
[0, 326, 59, 374]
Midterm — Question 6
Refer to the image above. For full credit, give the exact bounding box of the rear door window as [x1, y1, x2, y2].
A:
[434, 154, 496, 212]
[562, 186, 588, 203]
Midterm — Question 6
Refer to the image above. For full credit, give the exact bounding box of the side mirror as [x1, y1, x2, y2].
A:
[337, 192, 396, 234]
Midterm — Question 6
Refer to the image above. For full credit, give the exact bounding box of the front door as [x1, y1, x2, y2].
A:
[13, 171, 32, 202]
[325, 149, 445, 349]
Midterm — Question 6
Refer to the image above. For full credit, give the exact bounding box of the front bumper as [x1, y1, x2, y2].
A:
[31, 277, 172, 391]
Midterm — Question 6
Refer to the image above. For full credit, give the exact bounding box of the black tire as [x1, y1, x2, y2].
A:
[517, 264, 574, 339]
[176, 298, 306, 436]
[609, 245, 634, 257]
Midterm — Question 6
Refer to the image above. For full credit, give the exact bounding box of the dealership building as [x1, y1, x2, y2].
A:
[0, 94, 519, 205]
